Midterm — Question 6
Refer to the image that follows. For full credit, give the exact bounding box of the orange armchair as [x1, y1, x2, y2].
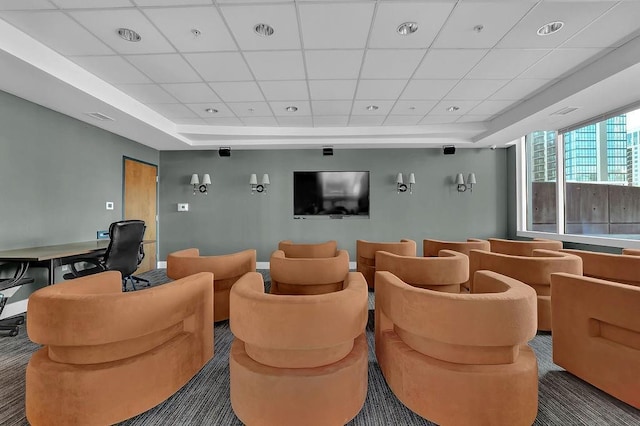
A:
[277, 240, 338, 258]
[423, 238, 490, 291]
[375, 250, 468, 293]
[622, 248, 640, 256]
[229, 272, 368, 426]
[561, 249, 640, 286]
[26, 271, 214, 426]
[356, 239, 416, 289]
[375, 270, 538, 425]
[270, 249, 349, 295]
[167, 248, 256, 321]
[488, 238, 563, 256]
[551, 273, 640, 408]
[469, 249, 582, 331]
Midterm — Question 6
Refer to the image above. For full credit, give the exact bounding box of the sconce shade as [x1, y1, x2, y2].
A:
[262, 174, 270, 185]
[409, 173, 416, 185]
[190, 174, 200, 185]
[202, 174, 212, 185]
[455, 173, 465, 185]
[468, 173, 477, 185]
[396, 173, 404, 184]
[249, 174, 258, 185]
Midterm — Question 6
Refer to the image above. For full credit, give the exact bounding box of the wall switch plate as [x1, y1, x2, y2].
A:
[178, 203, 189, 212]
[106, 201, 114, 210]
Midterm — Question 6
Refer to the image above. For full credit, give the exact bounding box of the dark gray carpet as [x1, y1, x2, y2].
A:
[1, 270, 638, 425]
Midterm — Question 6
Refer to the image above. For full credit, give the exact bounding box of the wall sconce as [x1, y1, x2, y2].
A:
[455, 173, 476, 192]
[190, 173, 211, 195]
[396, 172, 415, 194]
[250, 173, 270, 194]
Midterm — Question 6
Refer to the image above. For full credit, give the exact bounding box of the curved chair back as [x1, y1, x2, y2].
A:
[375, 250, 468, 293]
[622, 248, 640, 256]
[489, 238, 562, 256]
[423, 238, 490, 257]
[166, 248, 256, 321]
[561, 249, 640, 287]
[356, 239, 416, 289]
[277, 240, 338, 258]
[270, 249, 349, 295]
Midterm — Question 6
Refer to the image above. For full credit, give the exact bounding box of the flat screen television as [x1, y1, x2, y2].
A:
[293, 171, 370, 218]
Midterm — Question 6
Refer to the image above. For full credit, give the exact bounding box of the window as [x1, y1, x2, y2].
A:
[525, 131, 557, 233]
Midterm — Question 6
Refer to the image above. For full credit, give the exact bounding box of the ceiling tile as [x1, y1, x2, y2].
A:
[0, 0, 55, 9]
[298, 2, 375, 49]
[489, 78, 554, 101]
[69, 9, 175, 54]
[161, 83, 220, 103]
[244, 51, 305, 80]
[52, 0, 132, 8]
[242, 116, 278, 126]
[209, 81, 264, 102]
[391, 100, 437, 116]
[401, 80, 458, 100]
[117, 84, 176, 103]
[433, 2, 534, 48]
[269, 101, 311, 116]
[351, 100, 395, 116]
[203, 117, 244, 126]
[184, 52, 253, 81]
[143, 6, 237, 53]
[444, 79, 510, 100]
[369, 2, 454, 49]
[497, 1, 614, 49]
[356, 80, 407, 100]
[186, 103, 236, 118]
[0, 11, 113, 55]
[221, 4, 300, 51]
[383, 115, 422, 126]
[277, 116, 313, 127]
[360, 49, 425, 79]
[419, 115, 459, 125]
[312, 100, 352, 116]
[70, 55, 151, 84]
[563, 2, 640, 48]
[126, 54, 202, 83]
[519, 48, 603, 79]
[468, 100, 514, 116]
[314, 116, 349, 127]
[134, 0, 210, 5]
[349, 116, 385, 126]
[227, 101, 273, 117]
[466, 49, 549, 79]
[413, 49, 488, 79]
[305, 50, 364, 80]
[148, 103, 198, 119]
[308, 80, 357, 101]
[431, 100, 482, 116]
[259, 81, 308, 101]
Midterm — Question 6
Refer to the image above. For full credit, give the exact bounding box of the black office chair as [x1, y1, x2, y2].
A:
[63, 220, 148, 291]
[1, 263, 33, 337]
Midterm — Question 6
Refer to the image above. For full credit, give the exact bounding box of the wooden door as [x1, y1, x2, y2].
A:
[123, 158, 157, 274]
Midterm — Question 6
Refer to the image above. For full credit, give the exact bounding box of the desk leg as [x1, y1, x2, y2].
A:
[48, 259, 58, 285]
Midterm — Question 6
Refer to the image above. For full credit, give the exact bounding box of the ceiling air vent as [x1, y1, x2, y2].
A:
[552, 107, 579, 116]
[85, 112, 114, 121]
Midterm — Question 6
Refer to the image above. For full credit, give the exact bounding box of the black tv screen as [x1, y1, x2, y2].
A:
[293, 171, 370, 218]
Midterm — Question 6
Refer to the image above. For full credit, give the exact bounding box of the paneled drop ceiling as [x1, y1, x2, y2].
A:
[1, 0, 640, 150]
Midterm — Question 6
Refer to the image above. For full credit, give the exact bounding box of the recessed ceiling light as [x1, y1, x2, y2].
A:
[473, 24, 484, 33]
[397, 22, 418, 36]
[117, 28, 141, 42]
[205, 108, 218, 114]
[191, 28, 201, 38]
[366, 105, 379, 111]
[254, 23, 275, 37]
[446, 106, 460, 112]
[285, 106, 298, 112]
[537, 21, 564, 36]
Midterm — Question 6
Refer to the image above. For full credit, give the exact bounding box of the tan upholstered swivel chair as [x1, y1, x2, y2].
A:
[167, 248, 256, 322]
[376, 250, 468, 293]
[622, 248, 640, 256]
[469, 249, 582, 331]
[356, 239, 416, 289]
[551, 273, 640, 408]
[423, 238, 490, 291]
[270, 249, 349, 295]
[375, 270, 538, 425]
[26, 271, 214, 426]
[230, 272, 368, 426]
[560, 249, 640, 286]
[277, 240, 338, 258]
[488, 237, 563, 256]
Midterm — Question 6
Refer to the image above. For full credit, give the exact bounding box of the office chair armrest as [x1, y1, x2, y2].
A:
[63, 257, 106, 280]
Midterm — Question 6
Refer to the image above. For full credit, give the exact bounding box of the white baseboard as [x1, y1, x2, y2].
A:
[157, 261, 356, 270]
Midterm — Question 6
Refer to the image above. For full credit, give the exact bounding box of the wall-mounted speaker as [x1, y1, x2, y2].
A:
[218, 147, 231, 157]
[323, 147, 334, 156]
[443, 145, 456, 155]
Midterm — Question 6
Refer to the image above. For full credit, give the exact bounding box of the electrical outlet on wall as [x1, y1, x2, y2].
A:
[106, 201, 114, 210]
[178, 203, 189, 212]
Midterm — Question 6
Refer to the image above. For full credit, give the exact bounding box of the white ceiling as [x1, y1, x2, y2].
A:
[1, 0, 640, 150]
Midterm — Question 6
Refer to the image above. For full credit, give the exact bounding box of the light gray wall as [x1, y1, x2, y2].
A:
[159, 147, 509, 262]
[0, 89, 158, 293]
